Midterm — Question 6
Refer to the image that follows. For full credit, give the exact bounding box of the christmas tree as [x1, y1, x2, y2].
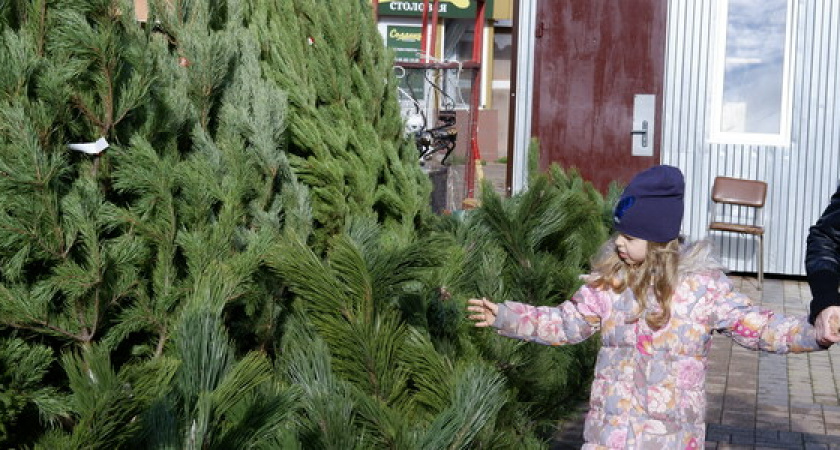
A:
[246, 0, 433, 248]
[0, 0, 308, 445]
[0, 0, 605, 447]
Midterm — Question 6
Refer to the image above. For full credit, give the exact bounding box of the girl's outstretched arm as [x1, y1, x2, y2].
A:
[467, 286, 605, 346]
[709, 272, 824, 353]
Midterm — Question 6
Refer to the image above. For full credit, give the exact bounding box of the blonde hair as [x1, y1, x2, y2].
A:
[587, 236, 682, 330]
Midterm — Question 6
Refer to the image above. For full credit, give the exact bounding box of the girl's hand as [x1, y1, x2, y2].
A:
[467, 297, 499, 327]
[814, 306, 840, 347]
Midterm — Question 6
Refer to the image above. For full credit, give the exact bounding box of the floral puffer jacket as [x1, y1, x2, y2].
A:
[492, 243, 822, 449]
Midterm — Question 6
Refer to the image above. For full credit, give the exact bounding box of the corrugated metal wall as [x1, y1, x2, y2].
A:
[661, 0, 840, 276]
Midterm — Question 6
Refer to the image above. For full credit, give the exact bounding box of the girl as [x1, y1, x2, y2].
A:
[467, 165, 824, 449]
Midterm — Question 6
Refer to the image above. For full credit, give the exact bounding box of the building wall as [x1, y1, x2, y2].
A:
[489, 1, 513, 161]
[493, 0, 513, 20]
[661, 0, 840, 276]
[376, 1, 512, 165]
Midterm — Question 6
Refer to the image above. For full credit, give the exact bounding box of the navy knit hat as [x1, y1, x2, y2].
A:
[613, 165, 685, 243]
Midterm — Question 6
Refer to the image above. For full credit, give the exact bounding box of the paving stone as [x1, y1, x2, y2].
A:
[804, 434, 840, 444]
[777, 430, 805, 446]
[723, 411, 757, 428]
[805, 443, 830, 450]
[706, 429, 731, 443]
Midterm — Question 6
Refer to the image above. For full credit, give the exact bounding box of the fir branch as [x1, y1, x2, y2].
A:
[71, 94, 106, 131]
[2, 295, 81, 340]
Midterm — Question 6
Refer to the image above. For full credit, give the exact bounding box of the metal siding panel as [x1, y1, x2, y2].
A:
[685, 1, 705, 238]
[788, 2, 825, 274]
[663, 0, 840, 276]
[829, 1, 840, 197]
[796, 0, 820, 275]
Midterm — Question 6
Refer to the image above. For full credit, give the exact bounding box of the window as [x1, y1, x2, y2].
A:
[442, 19, 476, 110]
[710, 0, 793, 145]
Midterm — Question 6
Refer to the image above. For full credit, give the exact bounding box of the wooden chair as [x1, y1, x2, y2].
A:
[708, 176, 768, 289]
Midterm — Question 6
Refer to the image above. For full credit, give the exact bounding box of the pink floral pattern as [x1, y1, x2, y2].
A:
[492, 270, 823, 448]
[676, 358, 704, 389]
[606, 429, 627, 448]
[685, 436, 700, 449]
[636, 334, 653, 356]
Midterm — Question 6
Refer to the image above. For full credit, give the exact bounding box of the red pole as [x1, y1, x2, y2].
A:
[372, 0, 379, 21]
[429, 0, 440, 61]
[420, 0, 430, 62]
[464, 0, 485, 199]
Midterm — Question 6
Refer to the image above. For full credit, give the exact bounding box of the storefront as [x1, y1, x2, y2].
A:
[374, 0, 513, 193]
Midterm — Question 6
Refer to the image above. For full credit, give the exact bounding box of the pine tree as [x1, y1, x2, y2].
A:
[439, 165, 609, 441]
[266, 165, 612, 448]
[269, 218, 508, 449]
[0, 0, 610, 447]
[34, 343, 174, 448]
[246, 0, 433, 248]
[132, 308, 296, 450]
[0, 0, 172, 352]
[0, 337, 68, 445]
[0, 0, 308, 443]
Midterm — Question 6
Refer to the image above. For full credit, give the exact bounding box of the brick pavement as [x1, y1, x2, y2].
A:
[551, 275, 840, 449]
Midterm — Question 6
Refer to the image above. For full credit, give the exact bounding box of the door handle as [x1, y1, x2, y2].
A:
[631, 94, 655, 156]
[631, 121, 649, 147]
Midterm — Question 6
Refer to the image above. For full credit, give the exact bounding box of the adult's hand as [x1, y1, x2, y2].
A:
[814, 305, 840, 347]
[467, 297, 498, 327]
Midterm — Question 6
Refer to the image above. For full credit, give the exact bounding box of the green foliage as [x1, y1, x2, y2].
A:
[528, 137, 541, 179]
[246, 0, 433, 247]
[0, 0, 187, 357]
[0, 337, 68, 445]
[416, 364, 506, 450]
[280, 317, 370, 449]
[41, 344, 176, 449]
[0, 0, 610, 448]
[466, 167, 607, 306]
[134, 309, 296, 450]
[0, 3, 306, 394]
[439, 164, 606, 438]
[270, 220, 514, 449]
[268, 219, 446, 405]
[0, 0, 307, 443]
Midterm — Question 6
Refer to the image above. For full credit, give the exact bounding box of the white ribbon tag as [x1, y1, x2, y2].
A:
[68, 137, 109, 154]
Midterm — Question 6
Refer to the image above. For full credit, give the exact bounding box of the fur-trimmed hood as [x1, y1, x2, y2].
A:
[584, 236, 724, 285]
[677, 238, 725, 278]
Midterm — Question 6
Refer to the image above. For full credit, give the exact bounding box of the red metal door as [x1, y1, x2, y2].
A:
[531, 0, 667, 192]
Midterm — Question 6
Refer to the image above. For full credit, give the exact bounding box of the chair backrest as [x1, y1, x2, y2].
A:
[708, 177, 767, 288]
[711, 176, 767, 208]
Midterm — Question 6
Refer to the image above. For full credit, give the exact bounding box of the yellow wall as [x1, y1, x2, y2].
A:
[493, 0, 513, 20]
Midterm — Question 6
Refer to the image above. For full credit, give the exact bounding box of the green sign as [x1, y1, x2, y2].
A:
[386, 25, 423, 62]
[377, 0, 493, 19]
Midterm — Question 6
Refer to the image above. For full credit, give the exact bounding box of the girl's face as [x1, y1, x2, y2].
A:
[615, 234, 648, 265]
